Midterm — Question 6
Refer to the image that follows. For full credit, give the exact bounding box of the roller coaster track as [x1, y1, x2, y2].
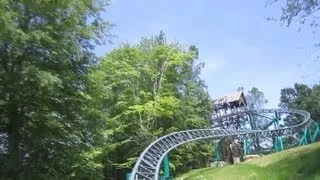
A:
[130, 109, 313, 180]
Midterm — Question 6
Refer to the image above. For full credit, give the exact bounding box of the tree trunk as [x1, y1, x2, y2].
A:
[254, 138, 260, 152]
[220, 137, 233, 164]
[7, 105, 22, 179]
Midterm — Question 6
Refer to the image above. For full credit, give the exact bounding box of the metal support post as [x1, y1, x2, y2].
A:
[216, 142, 221, 161]
[240, 118, 249, 157]
[243, 139, 249, 156]
[273, 113, 284, 152]
[299, 127, 309, 146]
[278, 136, 284, 151]
[308, 127, 312, 143]
[312, 122, 320, 142]
[274, 137, 278, 152]
[126, 173, 132, 180]
[243, 139, 248, 156]
[161, 154, 171, 180]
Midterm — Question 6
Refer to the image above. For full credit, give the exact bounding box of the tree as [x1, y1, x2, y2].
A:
[237, 86, 245, 92]
[267, 0, 320, 27]
[246, 87, 269, 110]
[0, 0, 112, 179]
[267, 0, 320, 51]
[238, 87, 268, 152]
[237, 86, 268, 110]
[91, 32, 213, 179]
[279, 83, 320, 121]
[278, 83, 320, 146]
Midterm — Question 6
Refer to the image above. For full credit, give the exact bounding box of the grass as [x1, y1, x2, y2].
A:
[176, 142, 320, 180]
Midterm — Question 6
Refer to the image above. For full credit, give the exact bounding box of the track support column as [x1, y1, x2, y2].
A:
[215, 142, 221, 161]
[273, 113, 284, 152]
[161, 154, 171, 180]
[243, 139, 249, 156]
[312, 122, 320, 142]
[299, 127, 310, 145]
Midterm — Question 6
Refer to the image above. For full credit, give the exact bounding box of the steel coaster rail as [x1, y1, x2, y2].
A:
[130, 109, 312, 180]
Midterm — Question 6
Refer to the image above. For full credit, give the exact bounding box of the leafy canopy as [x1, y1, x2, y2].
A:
[89, 32, 213, 179]
[0, 0, 112, 179]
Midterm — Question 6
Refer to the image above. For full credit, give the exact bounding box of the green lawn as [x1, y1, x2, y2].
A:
[176, 142, 320, 180]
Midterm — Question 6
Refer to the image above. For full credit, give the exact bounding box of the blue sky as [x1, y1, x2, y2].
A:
[95, 0, 320, 108]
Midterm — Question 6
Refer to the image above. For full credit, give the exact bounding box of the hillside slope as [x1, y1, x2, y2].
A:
[177, 142, 320, 180]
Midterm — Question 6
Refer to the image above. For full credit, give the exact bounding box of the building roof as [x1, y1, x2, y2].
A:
[213, 91, 247, 109]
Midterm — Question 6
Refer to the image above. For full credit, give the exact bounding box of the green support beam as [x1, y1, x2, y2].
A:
[243, 139, 247, 156]
[312, 123, 320, 142]
[240, 117, 250, 157]
[299, 127, 309, 146]
[216, 142, 221, 161]
[279, 136, 284, 151]
[299, 122, 320, 145]
[243, 139, 249, 156]
[274, 137, 278, 152]
[161, 154, 171, 180]
[274, 136, 284, 152]
[309, 127, 312, 142]
[273, 115, 284, 152]
[126, 173, 132, 180]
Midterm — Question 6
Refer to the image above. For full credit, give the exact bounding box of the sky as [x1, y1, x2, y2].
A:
[94, 0, 320, 108]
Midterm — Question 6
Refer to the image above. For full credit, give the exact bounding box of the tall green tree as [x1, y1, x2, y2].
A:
[278, 83, 320, 146]
[238, 87, 269, 151]
[0, 0, 112, 179]
[247, 87, 268, 151]
[279, 83, 320, 121]
[246, 87, 269, 110]
[237, 86, 268, 110]
[91, 32, 213, 179]
[237, 86, 269, 128]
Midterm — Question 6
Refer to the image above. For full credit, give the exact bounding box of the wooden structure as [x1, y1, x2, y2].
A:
[212, 91, 247, 164]
[213, 91, 247, 115]
[212, 91, 248, 129]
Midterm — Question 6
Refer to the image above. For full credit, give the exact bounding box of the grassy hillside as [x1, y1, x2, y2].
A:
[177, 142, 320, 180]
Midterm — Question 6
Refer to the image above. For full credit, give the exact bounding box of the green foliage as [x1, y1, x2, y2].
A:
[237, 87, 268, 151]
[279, 83, 320, 147]
[90, 32, 213, 179]
[170, 141, 213, 176]
[277, 83, 320, 148]
[245, 87, 268, 110]
[267, 0, 320, 27]
[267, 0, 320, 55]
[0, 1, 213, 179]
[0, 0, 112, 179]
[279, 83, 320, 121]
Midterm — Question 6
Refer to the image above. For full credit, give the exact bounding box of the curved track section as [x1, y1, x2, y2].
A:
[130, 109, 312, 180]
